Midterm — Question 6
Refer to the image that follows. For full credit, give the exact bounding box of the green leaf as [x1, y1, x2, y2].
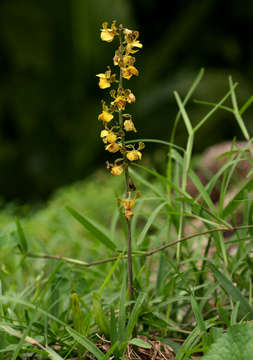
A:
[129, 338, 152, 349]
[126, 292, 146, 340]
[101, 341, 119, 360]
[191, 294, 207, 345]
[66, 206, 116, 251]
[203, 323, 253, 360]
[92, 292, 109, 337]
[71, 291, 83, 334]
[66, 327, 104, 360]
[223, 177, 253, 218]
[46, 347, 65, 360]
[209, 264, 253, 320]
[137, 202, 167, 246]
[15, 218, 28, 253]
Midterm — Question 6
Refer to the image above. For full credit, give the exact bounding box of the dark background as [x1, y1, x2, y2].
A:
[0, 0, 253, 202]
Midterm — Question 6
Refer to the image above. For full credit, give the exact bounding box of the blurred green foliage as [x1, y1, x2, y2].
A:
[0, 0, 253, 201]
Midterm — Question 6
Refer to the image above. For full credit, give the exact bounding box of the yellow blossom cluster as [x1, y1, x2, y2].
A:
[96, 20, 144, 178]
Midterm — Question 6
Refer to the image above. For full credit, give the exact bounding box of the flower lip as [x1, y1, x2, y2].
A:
[98, 111, 114, 123]
[100, 21, 117, 42]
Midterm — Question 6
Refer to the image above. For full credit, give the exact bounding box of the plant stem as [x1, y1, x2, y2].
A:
[118, 25, 134, 302]
[125, 166, 133, 302]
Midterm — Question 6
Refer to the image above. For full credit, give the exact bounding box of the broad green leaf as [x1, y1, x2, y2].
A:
[66, 206, 116, 251]
[209, 264, 253, 320]
[15, 218, 28, 253]
[203, 323, 253, 360]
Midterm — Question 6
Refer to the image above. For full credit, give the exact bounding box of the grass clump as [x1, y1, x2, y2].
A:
[1, 21, 253, 360]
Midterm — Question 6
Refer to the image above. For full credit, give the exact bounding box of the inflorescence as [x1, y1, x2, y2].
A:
[97, 21, 144, 178]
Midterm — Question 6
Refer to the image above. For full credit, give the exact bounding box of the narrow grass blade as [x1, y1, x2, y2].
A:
[109, 305, 117, 346]
[98, 255, 121, 296]
[66, 327, 104, 360]
[118, 273, 127, 343]
[102, 341, 119, 360]
[174, 91, 193, 135]
[175, 326, 201, 360]
[209, 264, 253, 320]
[126, 292, 146, 340]
[229, 76, 250, 140]
[193, 82, 238, 133]
[92, 292, 109, 337]
[129, 338, 151, 349]
[132, 163, 192, 199]
[171, 149, 216, 213]
[223, 177, 253, 218]
[193, 99, 233, 113]
[125, 138, 184, 152]
[45, 347, 65, 360]
[239, 95, 253, 115]
[191, 294, 207, 346]
[66, 206, 116, 251]
[137, 202, 167, 246]
[128, 167, 164, 198]
[15, 218, 28, 253]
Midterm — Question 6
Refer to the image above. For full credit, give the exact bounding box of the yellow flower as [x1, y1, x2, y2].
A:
[124, 119, 136, 132]
[106, 143, 120, 153]
[100, 21, 117, 42]
[101, 130, 117, 143]
[122, 198, 135, 219]
[106, 132, 117, 143]
[124, 29, 143, 54]
[122, 66, 139, 80]
[126, 40, 143, 54]
[96, 68, 116, 89]
[96, 73, 111, 89]
[100, 129, 109, 138]
[111, 96, 126, 111]
[127, 150, 142, 161]
[126, 92, 136, 104]
[111, 165, 123, 176]
[98, 111, 114, 123]
[122, 55, 135, 67]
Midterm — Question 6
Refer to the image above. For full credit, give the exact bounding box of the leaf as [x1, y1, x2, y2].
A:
[126, 292, 146, 340]
[92, 292, 109, 337]
[191, 294, 207, 345]
[66, 327, 104, 360]
[129, 338, 152, 349]
[46, 347, 65, 360]
[202, 323, 253, 360]
[209, 264, 253, 320]
[223, 178, 253, 218]
[137, 202, 167, 246]
[66, 206, 116, 251]
[101, 341, 119, 360]
[15, 218, 28, 253]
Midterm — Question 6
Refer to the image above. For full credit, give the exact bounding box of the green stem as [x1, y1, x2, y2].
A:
[118, 25, 134, 303]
